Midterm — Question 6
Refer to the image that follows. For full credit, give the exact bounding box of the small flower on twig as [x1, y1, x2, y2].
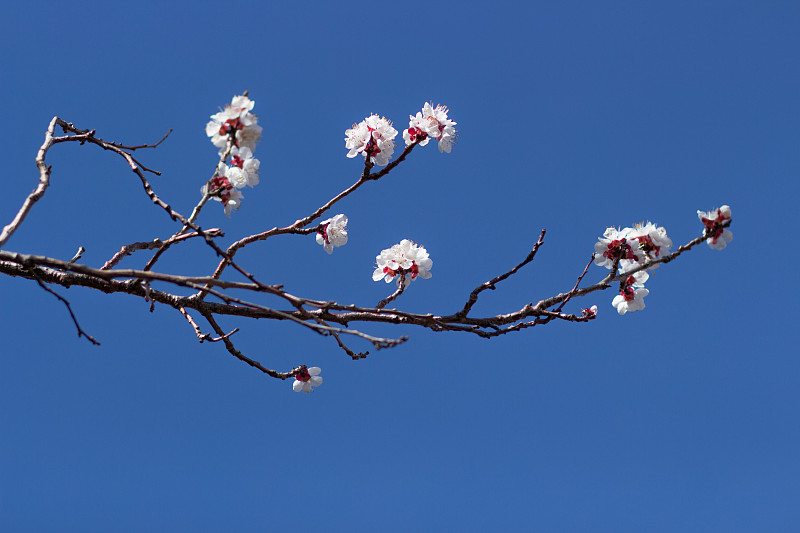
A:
[698, 205, 733, 250]
[292, 366, 323, 393]
[582, 305, 598, 317]
[316, 214, 348, 254]
[372, 240, 433, 287]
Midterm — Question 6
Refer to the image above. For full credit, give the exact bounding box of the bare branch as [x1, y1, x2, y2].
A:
[0, 117, 59, 249]
[457, 229, 547, 318]
[554, 254, 595, 313]
[100, 229, 223, 270]
[110, 128, 173, 150]
[376, 274, 408, 310]
[31, 272, 100, 345]
[69, 247, 86, 264]
[200, 311, 296, 379]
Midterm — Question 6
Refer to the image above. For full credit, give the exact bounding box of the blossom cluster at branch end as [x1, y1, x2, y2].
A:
[292, 366, 323, 393]
[345, 115, 397, 167]
[404, 102, 457, 153]
[203, 94, 263, 217]
[316, 214, 348, 254]
[594, 222, 672, 315]
[698, 205, 733, 250]
[373, 240, 433, 287]
[206, 94, 262, 156]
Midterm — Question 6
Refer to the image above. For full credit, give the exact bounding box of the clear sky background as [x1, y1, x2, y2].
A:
[1, 1, 798, 531]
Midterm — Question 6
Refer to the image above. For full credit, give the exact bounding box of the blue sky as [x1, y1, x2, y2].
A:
[1, 1, 798, 531]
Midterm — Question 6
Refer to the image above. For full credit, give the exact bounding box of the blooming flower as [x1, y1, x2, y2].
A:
[201, 167, 244, 217]
[612, 286, 649, 315]
[582, 305, 598, 317]
[227, 146, 260, 188]
[292, 366, 322, 393]
[316, 214, 348, 254]
[404, 102, 457, 153]
[698, 205, 733, 250]
[593, 227, 643, 270]
[593, 224, 662, 315]
[627, 222, 672, 270]
[345, 115, 397, 166]
[206, 94, 262, 155]
[372, 239, 433, 286]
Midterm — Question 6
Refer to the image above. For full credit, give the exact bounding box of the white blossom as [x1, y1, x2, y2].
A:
[292, 366, 322, 393]
[593, 227, 643, 270]
[698, 205, 733, 250]
[404, 102, 457, 153]
[345, 115, 397, 166]
[201, 169, 244, 218]
[612, 287, 649, 315]
[626, 222, 672, 270]
[206, 94, 262, 155]
[316, 214, 348, 254]
[372, 239, 432, 286]
[228, 146, 260, 188]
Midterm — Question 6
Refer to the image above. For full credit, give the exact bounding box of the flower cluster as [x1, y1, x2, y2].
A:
[594, 223, 672, 315]
[292, 366, 323, 393]
[345, 115, 397, 167]
[203, 94, 262, 216]
[698, 205, 733, 250]
[316, 214, 348, 254]
[372, 240, 433, 287]
[206, 94, 262, 155]
[404, 102, 457, 153]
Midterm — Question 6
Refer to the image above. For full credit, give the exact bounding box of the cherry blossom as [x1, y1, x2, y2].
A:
[627, 222, 672, 270]
[201, 168, 243, 218]
[612, 286, 649, 315]
[227, 146, 260, 188]
[292, 366, 323, 393]
[582, 305, 598, 317]
[206, 94, 262, 154]
[316, 214, 348, 254]
[404, 102, 457, 153]
[698, 205, 733, 250]
[594, 225, 660, 315]
[345, 115, 397, 166]
[593, 227, 643, 270]
[372, 239, 433, 286]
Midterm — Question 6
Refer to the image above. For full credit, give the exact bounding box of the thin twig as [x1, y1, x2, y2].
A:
[0, 117, 59, 249]
[31, 271, 100, 345]
[376, 274, 407, 310]
[554, 254, 595, 313]
[111, 128, 172, 150]
[457, 229, 547, 317]
[68, 247, 86, 264]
